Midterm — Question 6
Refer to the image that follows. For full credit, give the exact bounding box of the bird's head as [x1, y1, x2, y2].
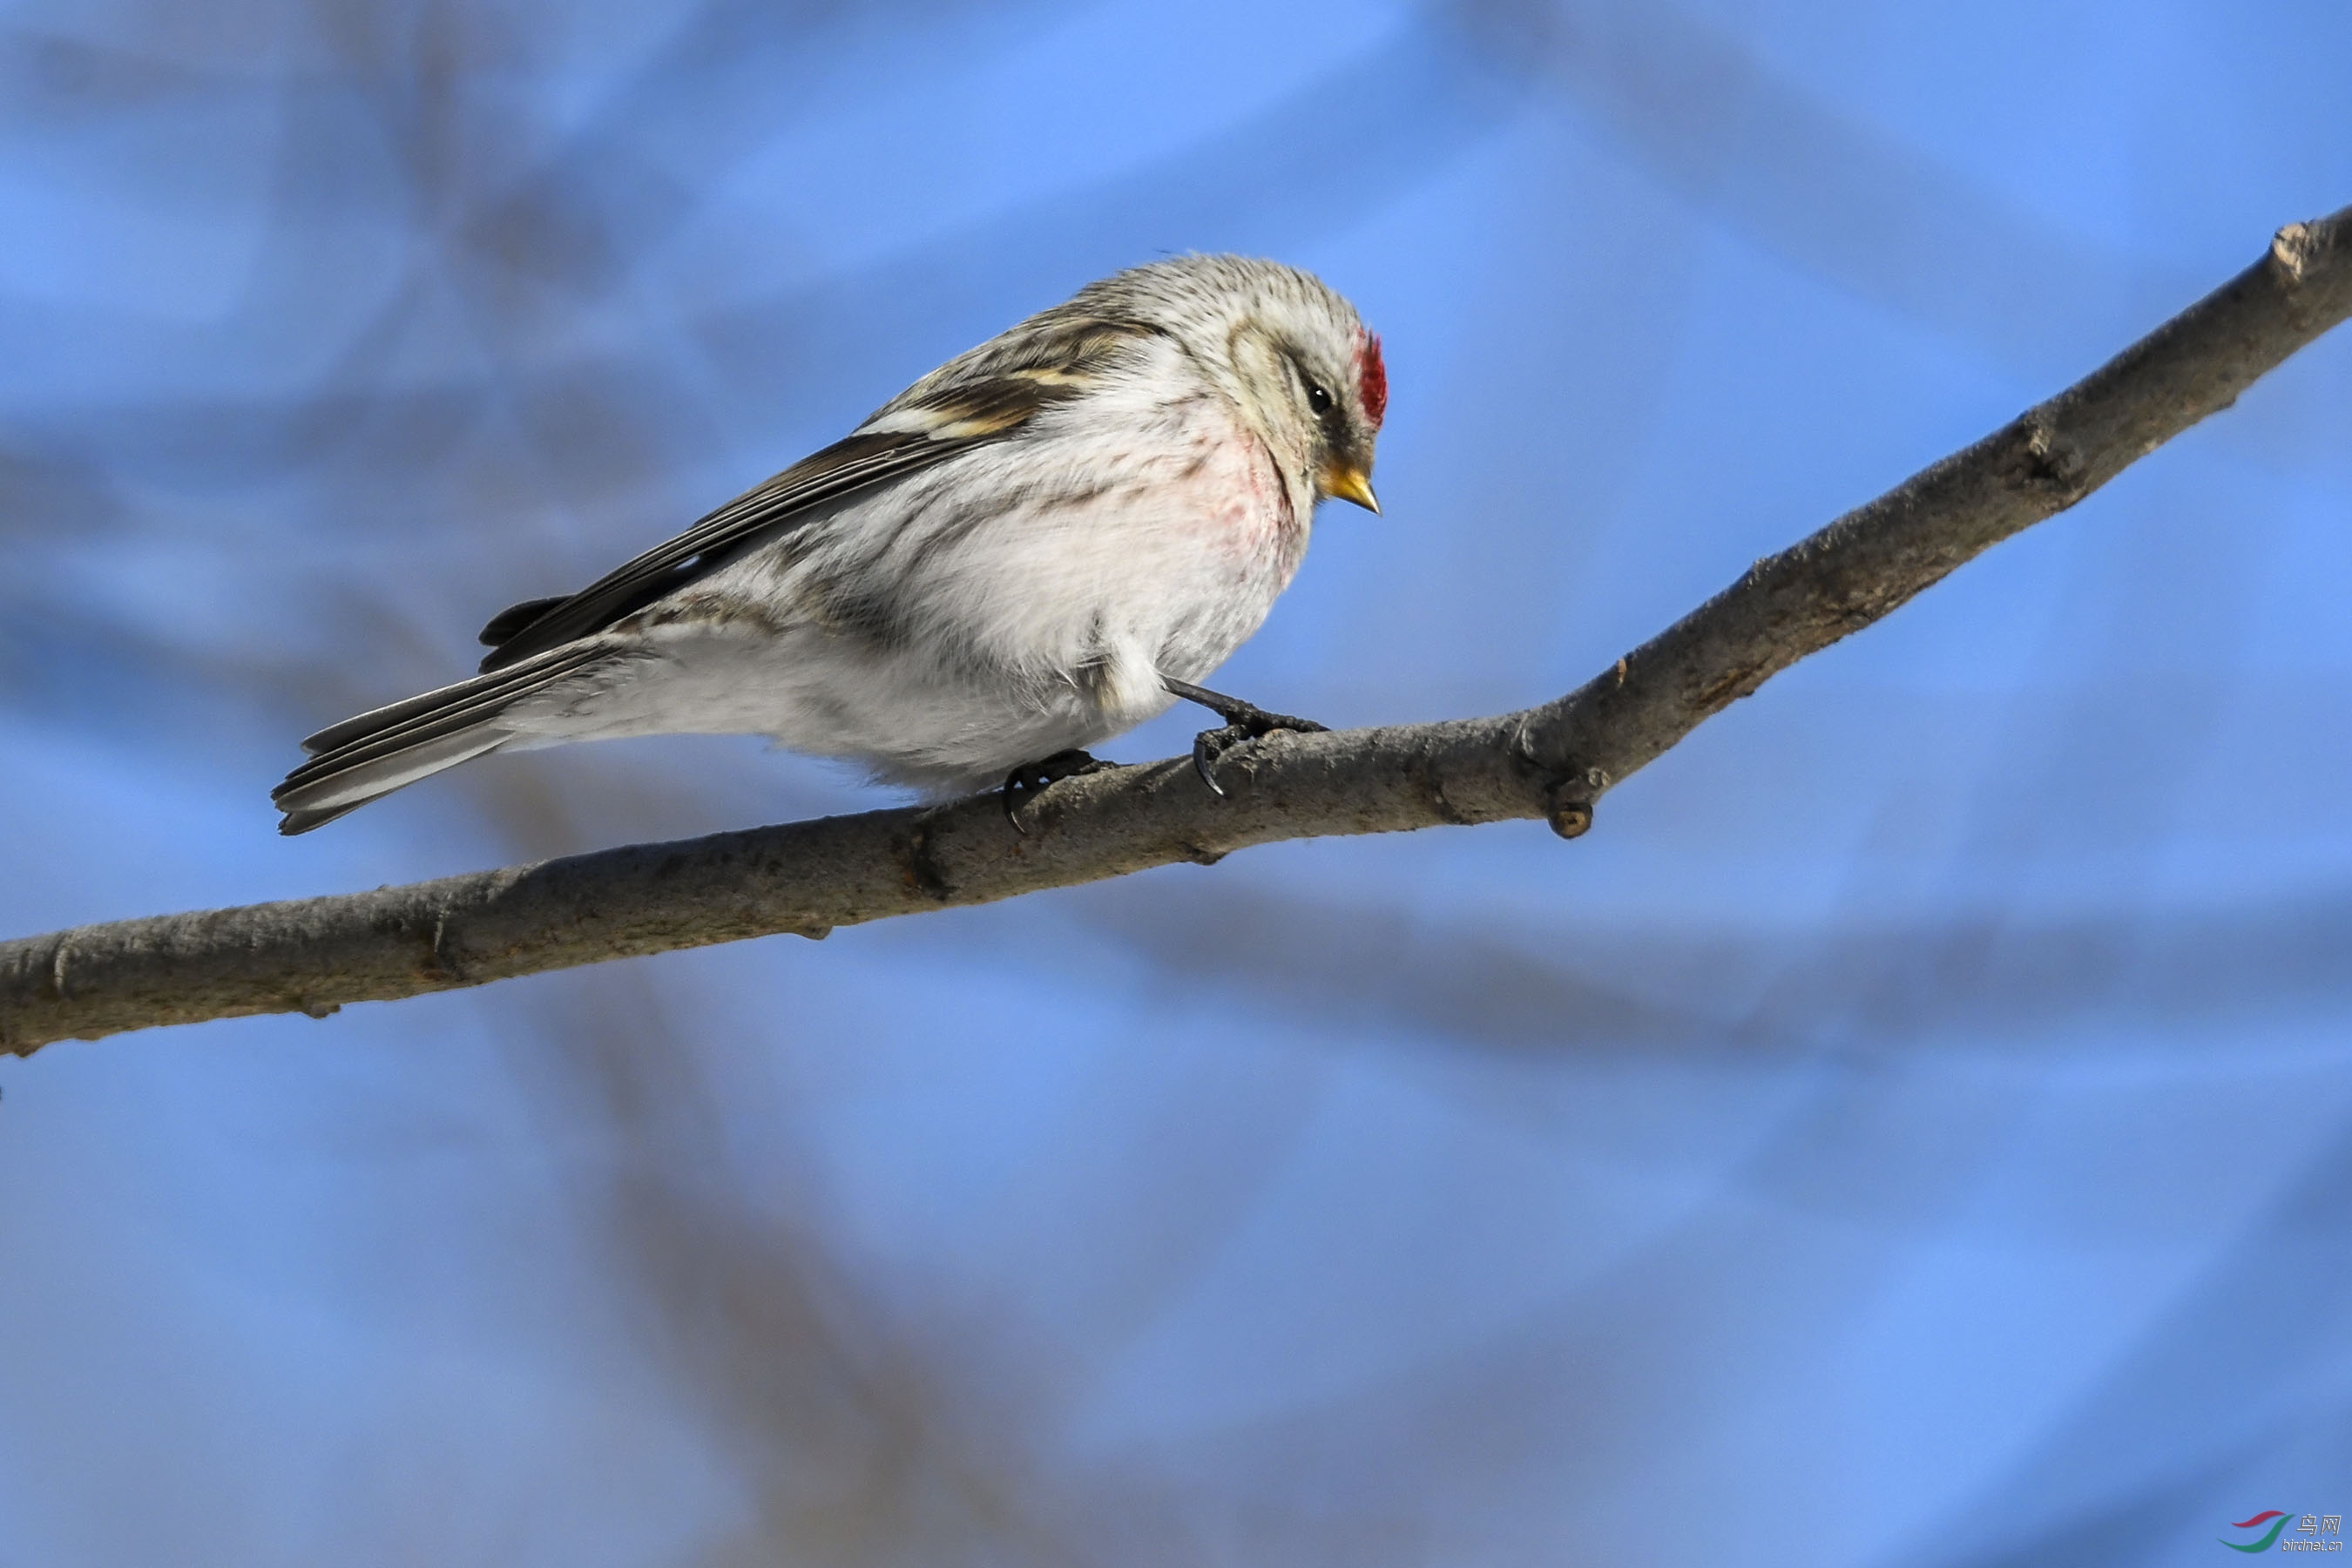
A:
[1227, 274, 1385, 516]
[1087, 256, 1386, 516]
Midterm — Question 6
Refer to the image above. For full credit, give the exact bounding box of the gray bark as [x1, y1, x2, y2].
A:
[7, 209, 2350, 1055]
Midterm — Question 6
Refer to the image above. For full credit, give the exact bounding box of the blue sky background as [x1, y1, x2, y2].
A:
[3, 3, 2349, 1564]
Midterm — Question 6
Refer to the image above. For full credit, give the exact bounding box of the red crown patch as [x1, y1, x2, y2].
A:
[1357, 331, 1387, 429]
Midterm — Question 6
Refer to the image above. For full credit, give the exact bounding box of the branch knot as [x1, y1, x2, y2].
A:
[427, 913, 467, 983]
[1543, 765, 1609, 841]
[897, 813, 955, 902]
[2020, 420, 2089, 502]
[2272, 222, 2315, 286]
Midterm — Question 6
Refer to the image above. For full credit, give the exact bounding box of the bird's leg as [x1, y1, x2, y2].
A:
[1161, 676, 1329, 797]
[1001, 749, 1115, 834]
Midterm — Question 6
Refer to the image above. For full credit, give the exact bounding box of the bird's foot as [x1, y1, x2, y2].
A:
[1002, 749, 1113, 834]
[1187, 705, 1328, 797]
[1160, 678, 1328, 796]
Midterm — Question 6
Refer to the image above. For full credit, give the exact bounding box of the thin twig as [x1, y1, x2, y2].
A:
[6, 208, 2349, 1054]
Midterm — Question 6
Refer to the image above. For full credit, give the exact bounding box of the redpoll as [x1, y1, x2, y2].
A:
[274, 254, 1386, 834]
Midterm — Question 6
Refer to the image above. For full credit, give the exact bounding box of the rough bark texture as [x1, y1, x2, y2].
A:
[7, 209, 2350, 1055]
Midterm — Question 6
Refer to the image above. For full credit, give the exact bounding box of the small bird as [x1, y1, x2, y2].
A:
[274, 255, 1385, 835]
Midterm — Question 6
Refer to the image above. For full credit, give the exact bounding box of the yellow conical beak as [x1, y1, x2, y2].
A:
[1319, 458, 1381, 514]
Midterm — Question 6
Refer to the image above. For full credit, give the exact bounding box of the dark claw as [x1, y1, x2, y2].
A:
[1192, 729, 1233, 796]
[1160, 676, 1327, 797]
[1185, 710, 1328, 797]
[1001, 749, 1111, 834]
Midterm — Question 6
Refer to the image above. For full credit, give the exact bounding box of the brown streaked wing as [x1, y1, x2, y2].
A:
[475, 366, 1099, 672]
[478, 431, 956, 671]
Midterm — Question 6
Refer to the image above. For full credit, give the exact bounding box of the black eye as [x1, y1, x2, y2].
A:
[1308, 383, 1333, 415]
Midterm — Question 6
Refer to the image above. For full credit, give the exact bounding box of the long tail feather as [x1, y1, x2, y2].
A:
[274, 642, 621, 834]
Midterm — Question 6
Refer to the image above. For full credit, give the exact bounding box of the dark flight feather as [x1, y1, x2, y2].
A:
[272, 642, 624, 832]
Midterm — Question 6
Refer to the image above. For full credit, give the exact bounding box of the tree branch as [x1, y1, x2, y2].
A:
[8, 209, 2350, 1056]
